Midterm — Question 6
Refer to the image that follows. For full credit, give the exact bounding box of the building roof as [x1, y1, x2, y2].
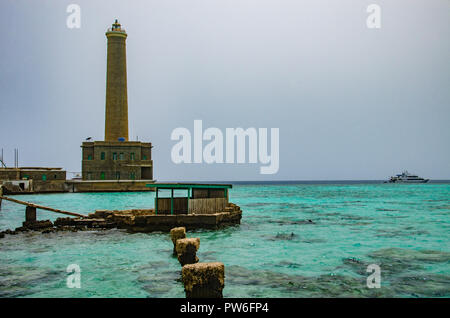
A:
[147, 183, 232, 189]
[0, 167, 64, 171]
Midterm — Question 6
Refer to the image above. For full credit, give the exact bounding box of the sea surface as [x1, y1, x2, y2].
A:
[0, 182, 449, 297]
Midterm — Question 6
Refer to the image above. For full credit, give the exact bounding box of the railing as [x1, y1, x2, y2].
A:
[107, 28, 126, 33]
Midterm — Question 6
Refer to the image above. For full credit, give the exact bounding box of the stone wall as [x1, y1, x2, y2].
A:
[32, 180, 67, 193]
[0, 169, 20, 180]
[66, 180, 156, 192]
[20, 170, 66, 181]
[47, 208, 241, 233]
[0, 168, 66, 181]
[81, 141, 153, 181]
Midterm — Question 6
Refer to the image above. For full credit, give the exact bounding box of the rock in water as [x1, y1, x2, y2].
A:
[22, 220, 53, 231]
[182, 262, 225, 298]
[170, 227, 186, 255]
[176, 238, 200, 266]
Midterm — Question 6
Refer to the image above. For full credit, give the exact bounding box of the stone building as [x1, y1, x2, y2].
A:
[81, 20, 153, 181]
[0, 167, 66, 181]
[0, 167, 67, 193]
[81, 141, 152, 180]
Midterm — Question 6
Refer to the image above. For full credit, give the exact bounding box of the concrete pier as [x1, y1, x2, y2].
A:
[182, 262, 225, 298]
[170, 227, 186, 255]
[175, 238, 200, 266]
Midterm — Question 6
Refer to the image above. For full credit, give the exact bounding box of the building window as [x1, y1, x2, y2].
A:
[100, 172, 105, 180]
[87, 155, 93, 160]
[113, 153, 117, 160]
[42, 174, 47, 181]
[101, 152, 105, 160]
[87, 172, 92, 180]
[130, 172, 135, 180]
[119, 153, 124, 160]
[54, 174, 57, 179]
[142, 155, 147, 160]
[130, 153, 135, 160]
[116, 172, 120, 180]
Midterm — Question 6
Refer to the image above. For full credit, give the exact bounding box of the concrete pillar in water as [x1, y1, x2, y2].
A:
[104, 19, 128, 142]
[175, 238, 200, 266]
[170, 227, 186, 255]
[25, 206, 37, 222]
[182, 262, 225, 298]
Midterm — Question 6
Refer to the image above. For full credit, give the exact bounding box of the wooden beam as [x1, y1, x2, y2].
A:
[0, 195, 86, 218]
[146, 183, 233, 189]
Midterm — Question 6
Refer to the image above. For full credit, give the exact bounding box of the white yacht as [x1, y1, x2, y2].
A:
[386, 171, 429, 183]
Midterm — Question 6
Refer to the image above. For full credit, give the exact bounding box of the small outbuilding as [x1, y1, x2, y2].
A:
[148, 183, 232, 215]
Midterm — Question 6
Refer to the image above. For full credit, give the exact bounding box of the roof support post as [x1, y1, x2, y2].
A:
[155, 188, 158, 215]
[187, 188, 190, 214]
[171, 188, 174, 215]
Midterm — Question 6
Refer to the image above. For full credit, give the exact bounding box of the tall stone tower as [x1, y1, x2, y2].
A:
[81, 20, 154, 181]
[105, 19, 128, 142]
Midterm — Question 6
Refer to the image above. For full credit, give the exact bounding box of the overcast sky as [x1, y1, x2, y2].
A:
[0, 0, 449, 181]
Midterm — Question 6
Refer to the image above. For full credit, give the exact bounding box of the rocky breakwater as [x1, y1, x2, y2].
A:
[1, 219, 55, 237]
[0, 209, 149, 237]
[182, 262, 225, 298]
[170, 227, 186, 255]
[169, 227, 226, 298]
[0, 202, 242, 237]
[53, 209, 156, 231]
[51, 203, 242, 233]
[175, 237, 200, 266]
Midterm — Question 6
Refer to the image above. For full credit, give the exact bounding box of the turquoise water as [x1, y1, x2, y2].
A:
[0, 183, 449, 297]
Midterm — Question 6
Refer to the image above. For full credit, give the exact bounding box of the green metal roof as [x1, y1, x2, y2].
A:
[146, 183, 232, 189]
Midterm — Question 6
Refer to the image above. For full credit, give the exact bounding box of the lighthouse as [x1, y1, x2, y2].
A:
[81, 20, 154, 181]
[105, 19, 129, 142]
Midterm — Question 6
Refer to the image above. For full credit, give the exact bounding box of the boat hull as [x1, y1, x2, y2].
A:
[388, 179, 429, 183]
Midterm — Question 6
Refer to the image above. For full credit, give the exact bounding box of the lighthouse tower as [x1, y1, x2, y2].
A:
[81, 20, 153, 181]
[105, 19, 129, 142]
